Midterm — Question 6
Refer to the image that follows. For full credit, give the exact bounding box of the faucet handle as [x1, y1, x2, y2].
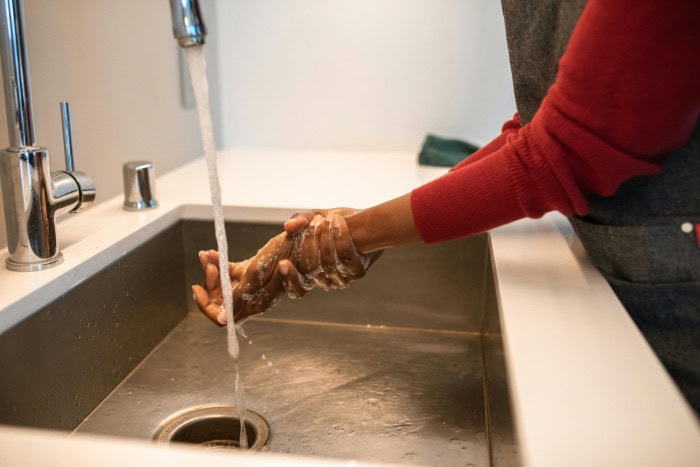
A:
[122, 161, 158, 211]
[60, 101, 75, 171]
[58, 101, 96, 212]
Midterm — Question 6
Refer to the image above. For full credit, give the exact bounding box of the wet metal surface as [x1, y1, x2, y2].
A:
[0, 224, 187, 430]
[78, 314, 491, 466]
[1, 220, 518, 466]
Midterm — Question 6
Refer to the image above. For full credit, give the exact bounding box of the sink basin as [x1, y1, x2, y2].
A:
[0, 220, 518, 466]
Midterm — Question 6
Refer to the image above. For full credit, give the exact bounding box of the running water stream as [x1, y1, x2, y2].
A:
[185, 45, 248, 449]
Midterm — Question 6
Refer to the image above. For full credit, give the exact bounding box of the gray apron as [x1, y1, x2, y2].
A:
[501, 0, 700, 413]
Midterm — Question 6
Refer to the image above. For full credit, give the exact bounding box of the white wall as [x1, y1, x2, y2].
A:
[0, 0, 221, 249]
[0, 0, 515, 250]
[215, 0, 515, 152]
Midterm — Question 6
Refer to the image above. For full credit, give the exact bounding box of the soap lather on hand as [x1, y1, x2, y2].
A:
[191, 208, 382, 326]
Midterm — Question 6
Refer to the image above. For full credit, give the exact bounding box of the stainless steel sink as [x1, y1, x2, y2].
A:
[0, 220, 519, 466]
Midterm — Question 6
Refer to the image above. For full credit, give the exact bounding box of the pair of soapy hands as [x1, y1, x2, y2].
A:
[192, 209, 381, 326]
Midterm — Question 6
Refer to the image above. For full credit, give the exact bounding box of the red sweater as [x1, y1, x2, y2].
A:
[411, 0, 700, 243]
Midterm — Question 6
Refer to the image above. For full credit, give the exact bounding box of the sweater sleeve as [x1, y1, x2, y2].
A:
[411, 0, 700, 243]
[448, 114, 522, 172]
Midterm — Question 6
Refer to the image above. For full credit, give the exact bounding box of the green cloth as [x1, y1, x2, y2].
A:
[417, 134, 480, 167]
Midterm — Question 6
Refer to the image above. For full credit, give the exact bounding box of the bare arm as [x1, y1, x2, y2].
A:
[343, 193, 422, 254]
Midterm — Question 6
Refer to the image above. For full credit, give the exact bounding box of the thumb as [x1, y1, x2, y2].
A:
[284, 211, 318, 234]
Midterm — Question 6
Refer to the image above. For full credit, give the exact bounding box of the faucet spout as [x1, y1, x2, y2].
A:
[0, 0, 95, 271]
[169, 0, 207, 48]
[0, 0, 34, 149]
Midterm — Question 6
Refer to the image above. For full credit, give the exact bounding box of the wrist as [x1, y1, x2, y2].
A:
[345, 193, 421, 254]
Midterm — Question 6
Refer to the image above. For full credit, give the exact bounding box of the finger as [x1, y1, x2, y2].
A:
[330, 213, 366, 280]
[284, 209, 326, 234]
[200, 249, 222, 275]
[192, 285, 226, 326]
[198, 250, 210, 273]
[204, 249, 219, 263]
[298, 214, 323, 275]
[313, 269, 334, 291]
[302, 216, 334, 289]
[318, 216, 342, 286]
[279, 259, 309, 299]
[205, 262, 220, 291]
[284, 211, 315, 234]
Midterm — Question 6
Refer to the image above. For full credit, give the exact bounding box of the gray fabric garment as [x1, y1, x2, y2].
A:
[500, 0, 587, 124]
[500, 0, 700, 414]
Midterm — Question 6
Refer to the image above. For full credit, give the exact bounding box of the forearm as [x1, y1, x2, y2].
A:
[344, 194, 422, 254]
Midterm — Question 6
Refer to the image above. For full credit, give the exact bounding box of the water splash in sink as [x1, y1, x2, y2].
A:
[185, 44, 248, 449]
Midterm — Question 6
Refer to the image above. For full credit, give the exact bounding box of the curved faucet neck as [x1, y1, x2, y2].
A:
[0, 0, 35, 149]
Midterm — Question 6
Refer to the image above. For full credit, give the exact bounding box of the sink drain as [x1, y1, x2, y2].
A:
[154, 404, 269, 451]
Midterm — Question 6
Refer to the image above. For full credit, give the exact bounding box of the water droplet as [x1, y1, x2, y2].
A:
[449, 438, 468, 449]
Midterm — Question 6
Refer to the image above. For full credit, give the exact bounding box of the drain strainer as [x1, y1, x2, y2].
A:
[154, 404, 269, 451]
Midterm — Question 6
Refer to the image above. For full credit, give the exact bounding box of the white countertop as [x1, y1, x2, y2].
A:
[1, 148, 698, 466]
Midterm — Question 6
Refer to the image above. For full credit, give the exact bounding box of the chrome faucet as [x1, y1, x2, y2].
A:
[0, 0, 95, 272]
[0, 0, 206, 272]
[169, 0, 207, 48]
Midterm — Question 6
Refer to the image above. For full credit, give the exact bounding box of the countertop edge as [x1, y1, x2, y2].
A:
[490, 213, 700, 467]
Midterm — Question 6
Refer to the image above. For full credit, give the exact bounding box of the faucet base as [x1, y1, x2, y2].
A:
[6, 252, 64, 272]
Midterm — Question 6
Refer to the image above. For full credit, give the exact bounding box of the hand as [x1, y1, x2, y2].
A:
[279, 208, 382, 298]
[191, 249, 236, 326]
[192, 208, 383, 326]
[192, 231, 294, 326]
